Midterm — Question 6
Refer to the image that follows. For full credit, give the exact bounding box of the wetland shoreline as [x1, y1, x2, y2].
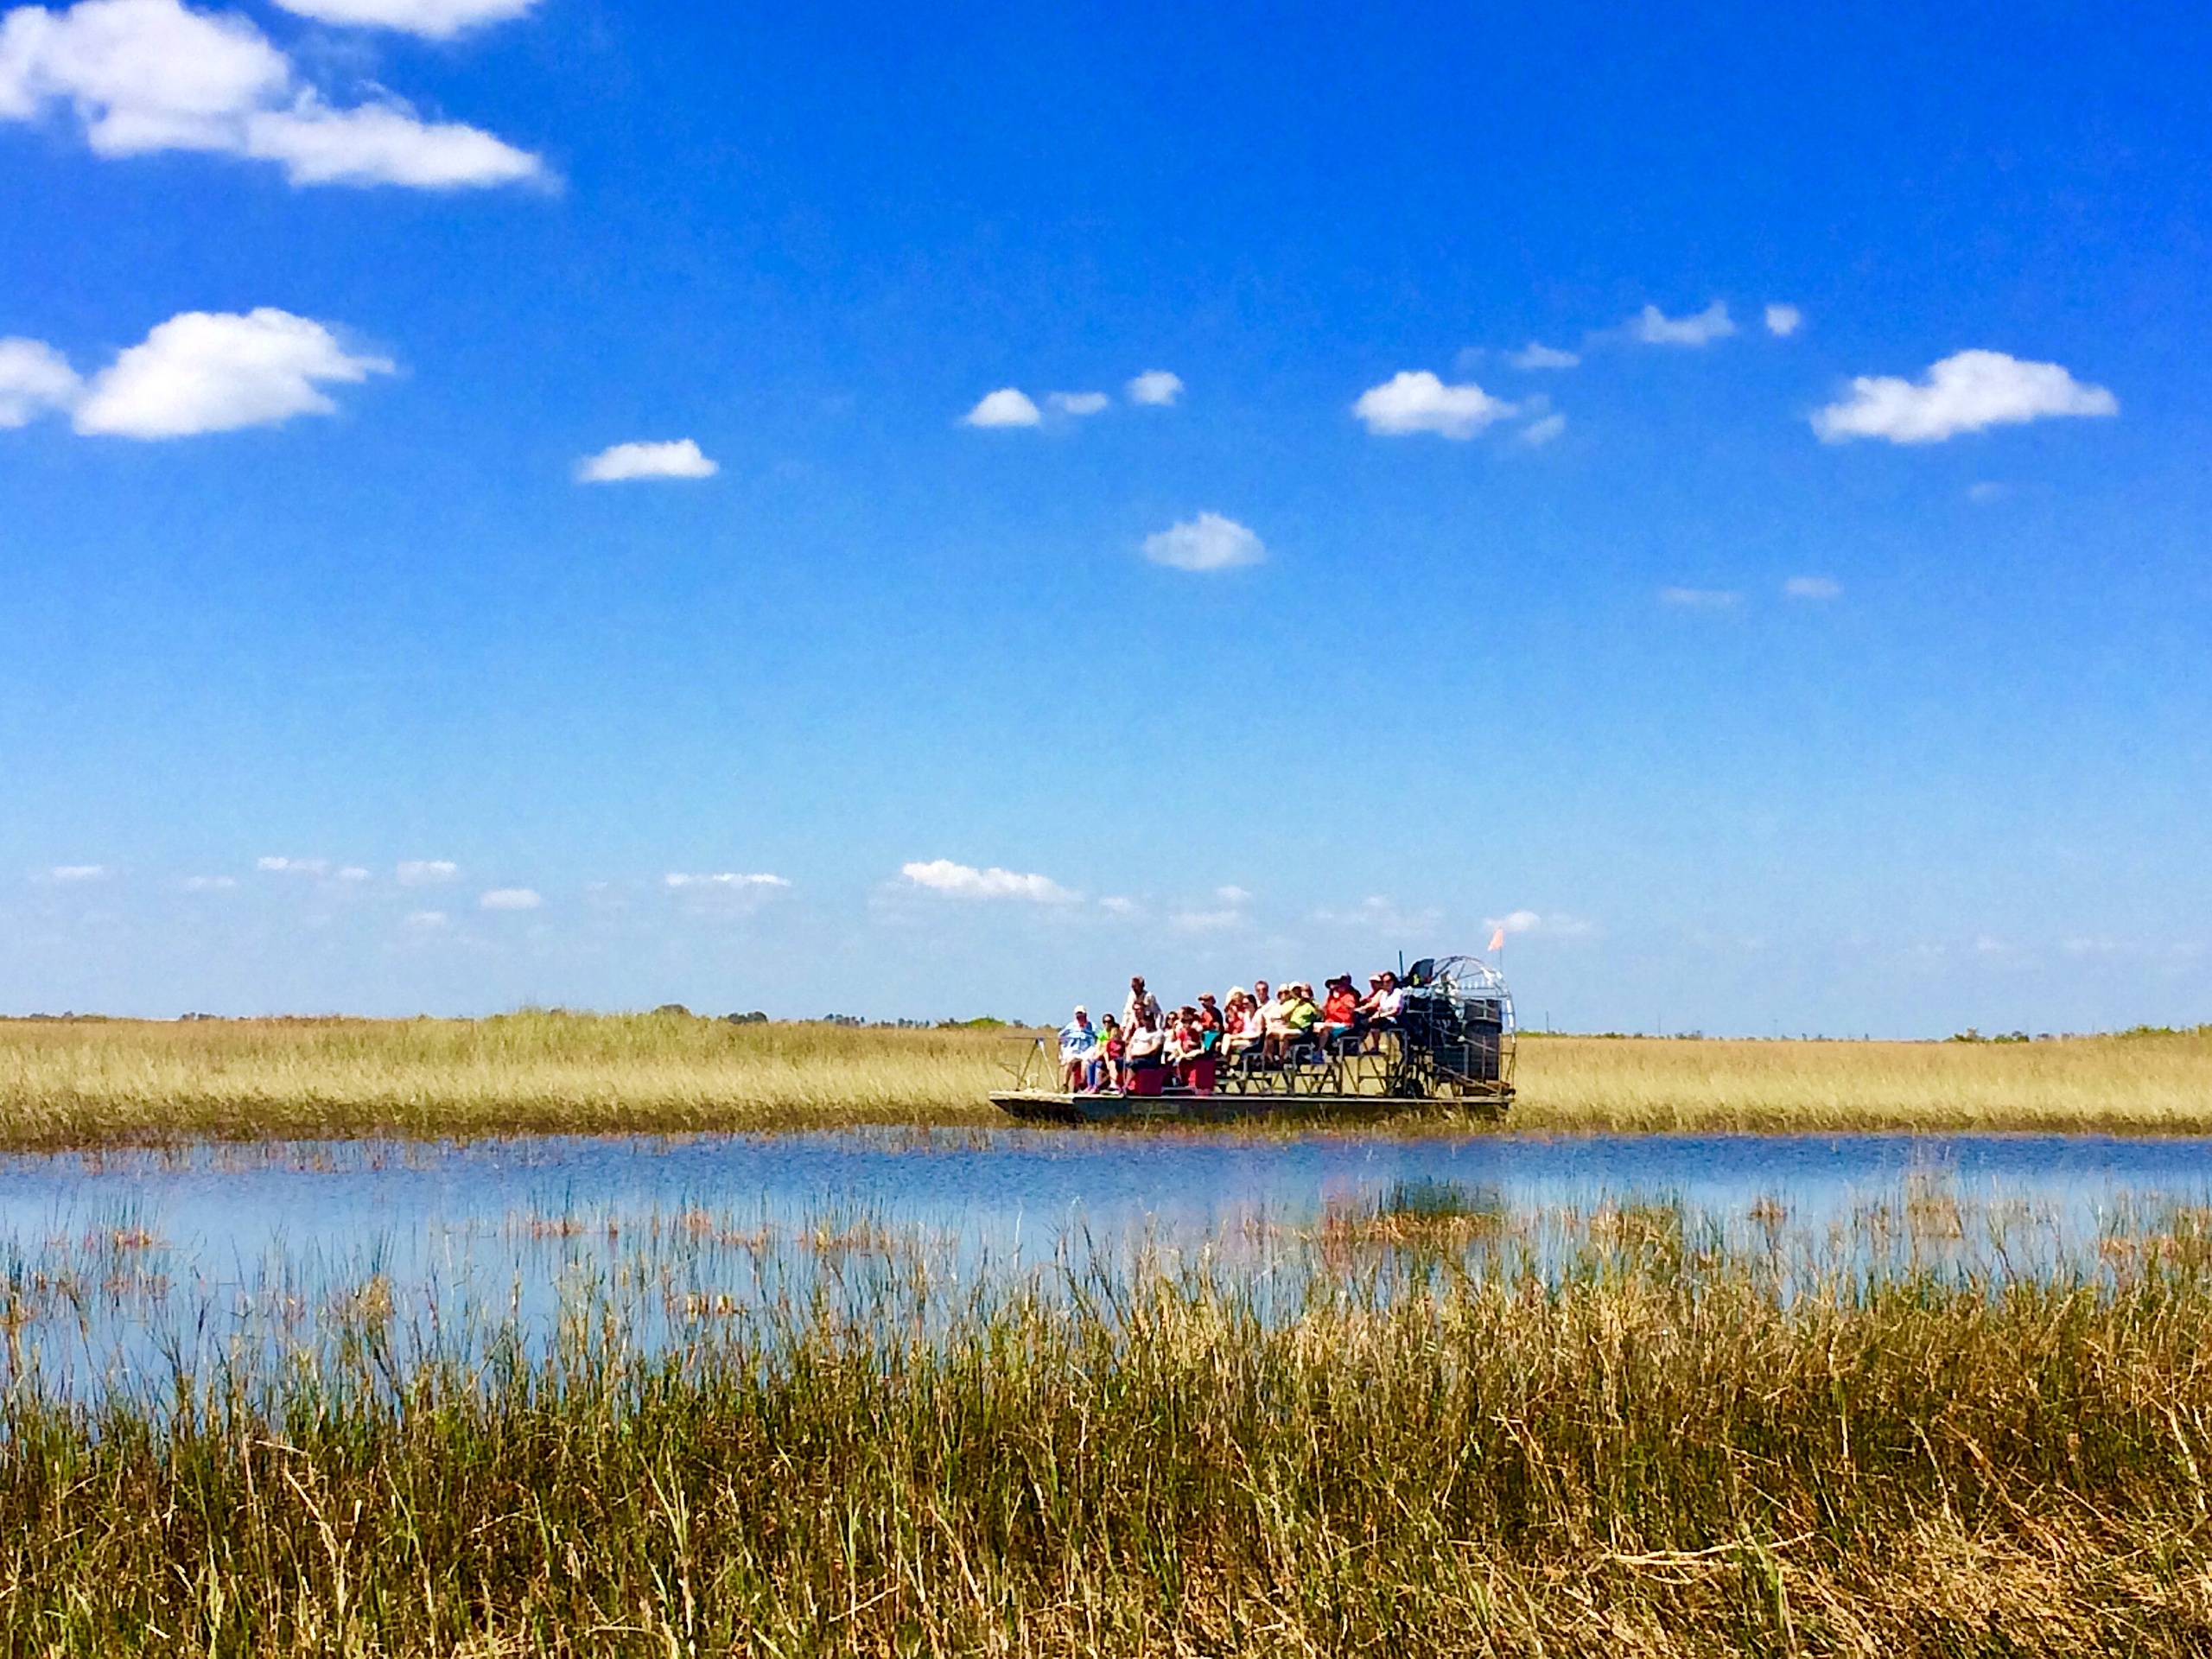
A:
[3, 1011, 2212, 1149]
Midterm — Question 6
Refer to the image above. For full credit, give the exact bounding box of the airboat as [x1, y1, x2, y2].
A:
[990, 954, 1516, 1123]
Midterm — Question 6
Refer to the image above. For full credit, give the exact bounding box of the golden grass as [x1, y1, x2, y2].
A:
[3, 1013, 2212, 1148]
[1512, 1029, 2212, 1135]
[9, 1208, 2212, 1654]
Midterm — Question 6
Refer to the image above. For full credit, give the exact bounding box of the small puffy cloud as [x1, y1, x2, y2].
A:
[0, 337, 81, 425]
[0, 0, 544, 188]
[1216, 885, 1251, 905]
[1125, 369, 1183, 406]
[49, 863, 106, 880]
[1352, 370, 1515, 437]
[961, 388, 1040, 428]
[1783, 575, 1840, 600]
[1096, 895, 1136, 916]
[900, 859, 1076, 903]
[479, 887, 541, 910]
[1520, 412, 1566, 447]
[397, 859, 456, 886]
[241, 96, 543, 188]
[1141, 511, 1264, 572]
[1486, 909, 1541, 935]
[1659, 586, 1742, 609]
[270, 0, 537, 39]
[1633, 302, 1736, 346]
[257, 855, 327, 874]
[575, 438, 717, 483]
[181, 874, 236, 891]
[402, 907, 447, 930]
[1046, 391, 1109, 416]
[1812, 349, 2117, 445]
[1764, 303, 1802, 338]
[336, 865, 370, 882]
[73, 308, 391, 438]
[666, 872, 789, 918]
[1967, 480, 2011, 504]
[1507, 341, 1580, 370]
[1170, 906, 1246, 933]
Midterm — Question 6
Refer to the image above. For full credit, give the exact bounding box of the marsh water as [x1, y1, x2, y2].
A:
[8, 1128, 2212, 1395]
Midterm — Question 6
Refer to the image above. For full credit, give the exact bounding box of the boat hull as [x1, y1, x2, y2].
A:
[988, 1088, 1510, 1125]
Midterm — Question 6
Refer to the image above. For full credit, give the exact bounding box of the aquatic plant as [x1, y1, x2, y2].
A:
[2, 1202, 2211, 1654]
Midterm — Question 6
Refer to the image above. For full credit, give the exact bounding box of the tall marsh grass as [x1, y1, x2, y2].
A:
[5, 1014, 2212, 1147]
[4, 1200, 2212, 1654]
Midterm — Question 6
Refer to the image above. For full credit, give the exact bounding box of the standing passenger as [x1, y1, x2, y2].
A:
[1058, 1007, 1097, 1090]
[1122, 975, 1161, 1033]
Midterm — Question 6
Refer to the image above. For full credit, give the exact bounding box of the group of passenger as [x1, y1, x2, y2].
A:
[1057, 971, 1408, 1095]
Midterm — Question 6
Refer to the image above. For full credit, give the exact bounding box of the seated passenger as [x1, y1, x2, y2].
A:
[1166, 1007, 1202, 1074]
[1260, 983, 1296, 1059]
[1122, 1009, 1169, 1096]
[1090, 1014, 1125, 1091]
[1317, 976, 1360, 1045]
[1360, 971, 1405, 1050]
[1284, 983, 1321, 1045]
[1058, 1006, 1097, 1091]
[1194, 992, 1225, 1052]
[1222, 988, 1264, 1056]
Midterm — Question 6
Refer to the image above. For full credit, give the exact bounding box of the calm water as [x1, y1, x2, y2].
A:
[6, 1128, 2212, 1394]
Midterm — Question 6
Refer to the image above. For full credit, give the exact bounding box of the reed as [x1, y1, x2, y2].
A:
[3, 1204, 2210, 1655]
[5, 1014, 2212, 1148]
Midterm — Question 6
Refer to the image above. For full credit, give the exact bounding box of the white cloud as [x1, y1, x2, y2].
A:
[1125, 369, 1183, 406]
[664, 872, 790, 892]
[181, 874, 236, 891]
[1169, 906, 1246, 934]
[1764, 303, 1802, 338]
[1352, 370, 1515, 437]
[1783, 575, 1840, 600]
[336, 865, 370, 881]
[575, 438, 717, 483]
[0, 337, 81, 424]
[1811, 349, 2117, 445]
[1633, 302, 1736, 346]
[1507, 341, 1580, 370]
[961, 388, 1040, 428]
[49, 863, 106, 880]
[1096, 895, 1136, 916]
[0, 0, 543, 188]
[1520, 412, 1566, 447]
[270, 0, 537, 40]
[73, 308, 391, 438]
[1967, 480, 2011, 504]
[402, 907, 447, 930]
[900, 859, 1075, 903]
[1046, 391, 1109, 416]
[1216, 885, 1251, 905]
[1313, 894, 1443, 935]
[1658, 586, 1742, 608]
[242, 96, 542, 188]
[479, 887, 540, 910]
[397, 859, 456, 885]
[1141, 512, 1264, 572]
[1486, 909, 1541, 935]
[257, 855, 327, 874]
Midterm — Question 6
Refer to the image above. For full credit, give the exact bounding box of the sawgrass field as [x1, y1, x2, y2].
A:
[6, 1191, 2212, 1655]
[1, 1010, 2209, 1148]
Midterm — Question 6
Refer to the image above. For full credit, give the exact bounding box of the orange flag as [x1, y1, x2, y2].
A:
[1488, 927, 1506, 952]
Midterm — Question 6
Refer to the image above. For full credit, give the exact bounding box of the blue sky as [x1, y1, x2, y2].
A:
[2, 0, 2209, 1033]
